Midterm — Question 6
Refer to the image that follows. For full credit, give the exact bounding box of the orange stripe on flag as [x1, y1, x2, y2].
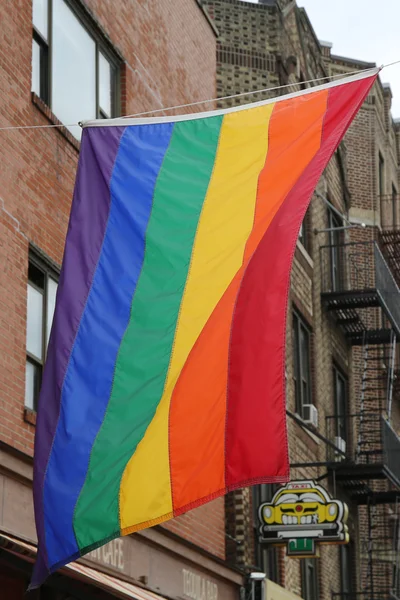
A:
[169, 90, 328, 513]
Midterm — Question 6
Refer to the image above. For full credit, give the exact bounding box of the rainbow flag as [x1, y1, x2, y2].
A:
[32, 69, 377, 587]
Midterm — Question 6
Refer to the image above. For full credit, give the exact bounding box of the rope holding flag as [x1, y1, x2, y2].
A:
[31, 68, 379, 588]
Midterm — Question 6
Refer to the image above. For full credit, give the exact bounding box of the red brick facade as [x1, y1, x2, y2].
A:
[0, 0, 230, 585]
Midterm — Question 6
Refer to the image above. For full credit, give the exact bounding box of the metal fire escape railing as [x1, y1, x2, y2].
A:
[331, 500, 400, 600]
[326, 330, 400, 599]
[356, 335, 397, 467]
[379, 194, 400, 290]
[326, 336, 400, 489]
[325, 334, 400, 599]
[321, 234, 400, 599]
[320, 241, 400, 343]
[364, 500, 400, 600]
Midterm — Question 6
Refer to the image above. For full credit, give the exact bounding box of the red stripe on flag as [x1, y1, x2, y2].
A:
[225, 75, 377, 488]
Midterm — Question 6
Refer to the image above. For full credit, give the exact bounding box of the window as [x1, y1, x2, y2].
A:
[393, 522, 400, 597]
[378, 152, 385, 198]
[328, 209, 343, 292]
[25, 255, 58, 411]
[339, 544, 353, 596]
[32, 0, 119, 138]
[393, 564, 400, 599]
[252, 485, 279, 583]
[298, 208, 311, 254]
[392, 183, 398, 229]
[293, 312, 312, 417]
[333, 366, 348, 444]
[301, 558, 319, 600]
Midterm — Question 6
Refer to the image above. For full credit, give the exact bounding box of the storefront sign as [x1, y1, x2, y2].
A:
[258, 480, 349, 557]
[183, 568, 219, 600]
[0, 466, 242, 600]
[88, 538, 125, 571]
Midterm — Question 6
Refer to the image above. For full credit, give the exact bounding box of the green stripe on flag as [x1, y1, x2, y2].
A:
[73, 116, 223, 550]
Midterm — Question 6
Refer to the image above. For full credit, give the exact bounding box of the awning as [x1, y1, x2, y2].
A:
[0, 533, 165, 600]
[266, 580, 304, 600]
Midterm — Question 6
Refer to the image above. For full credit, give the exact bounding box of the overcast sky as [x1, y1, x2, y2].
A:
[241, 0, 400, 118]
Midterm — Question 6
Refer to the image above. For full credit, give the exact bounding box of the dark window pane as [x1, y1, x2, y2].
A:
[379, 152, 385, 197]
[252, 485, 279, 583]
[32, 39, 41, 96]
[300, 324, 310, 406]
[334, 368, 348, 441]
[52, 0, 96, 138]
[392, 183, 398, 228]
[300, 327, 309, 377]
[394, 563, 400, 597]
[302, 558, 319, 600]
[32, 32, 49, 103]
[25, 360, 42, 411]
[29, 261, 45, 289]
[33, 0, 48, 40]
[340, 545, 352, 595]
[293, 315, 300, 413]
[293, 314, 312, 415]
[308, 563, 317, 600]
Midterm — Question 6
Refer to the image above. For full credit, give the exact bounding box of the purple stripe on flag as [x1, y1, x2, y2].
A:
[31, 126, 125, 589]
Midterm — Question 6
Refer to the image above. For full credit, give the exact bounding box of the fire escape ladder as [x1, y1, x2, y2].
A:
[386, 330, 397, 421]
[357, 336, 369, 462]
[356, 340, 390, 466]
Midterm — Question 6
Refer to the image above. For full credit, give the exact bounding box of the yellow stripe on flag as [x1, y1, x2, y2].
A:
[119, 103, 275, 531]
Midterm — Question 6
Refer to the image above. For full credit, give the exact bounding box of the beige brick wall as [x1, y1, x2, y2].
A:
[210, 1, 400, 598]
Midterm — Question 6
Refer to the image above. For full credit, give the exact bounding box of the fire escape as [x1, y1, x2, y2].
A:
[320, 225, 400, 600]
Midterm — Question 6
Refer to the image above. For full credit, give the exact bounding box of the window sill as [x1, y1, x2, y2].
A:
[295, 241, 314, 279]
[31, 92, 81, 153]
[296, 240, 314, 268]
[24, 408, 37, 426]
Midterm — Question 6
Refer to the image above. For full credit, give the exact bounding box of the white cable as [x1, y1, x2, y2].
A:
[0, 60, 398, 132]
[119, 66, 380, 119]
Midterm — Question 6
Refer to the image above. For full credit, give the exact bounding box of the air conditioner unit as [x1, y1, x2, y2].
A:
[302, 404, 318, 428]
[334, 436, 347, 461]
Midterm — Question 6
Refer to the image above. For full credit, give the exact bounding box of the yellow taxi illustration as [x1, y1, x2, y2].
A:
[259, 481, 349, 544]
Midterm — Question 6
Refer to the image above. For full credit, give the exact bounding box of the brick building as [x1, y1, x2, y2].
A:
[201, 0, 400, 599]
[2, 1, 400, 600]
[0, 1, 245, 599]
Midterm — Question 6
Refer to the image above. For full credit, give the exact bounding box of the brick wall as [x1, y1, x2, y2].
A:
[163, 499, 226, 560]
[204, 0, 280, 107]
[0, 0, 222, 559]
[0, 0, 216, 454]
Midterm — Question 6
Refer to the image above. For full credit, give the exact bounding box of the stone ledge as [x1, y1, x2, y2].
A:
[31, 92, 81, 153]
[23, 408, 36, 427]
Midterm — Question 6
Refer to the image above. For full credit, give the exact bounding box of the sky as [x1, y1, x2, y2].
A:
[241, 0, 400, 118]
